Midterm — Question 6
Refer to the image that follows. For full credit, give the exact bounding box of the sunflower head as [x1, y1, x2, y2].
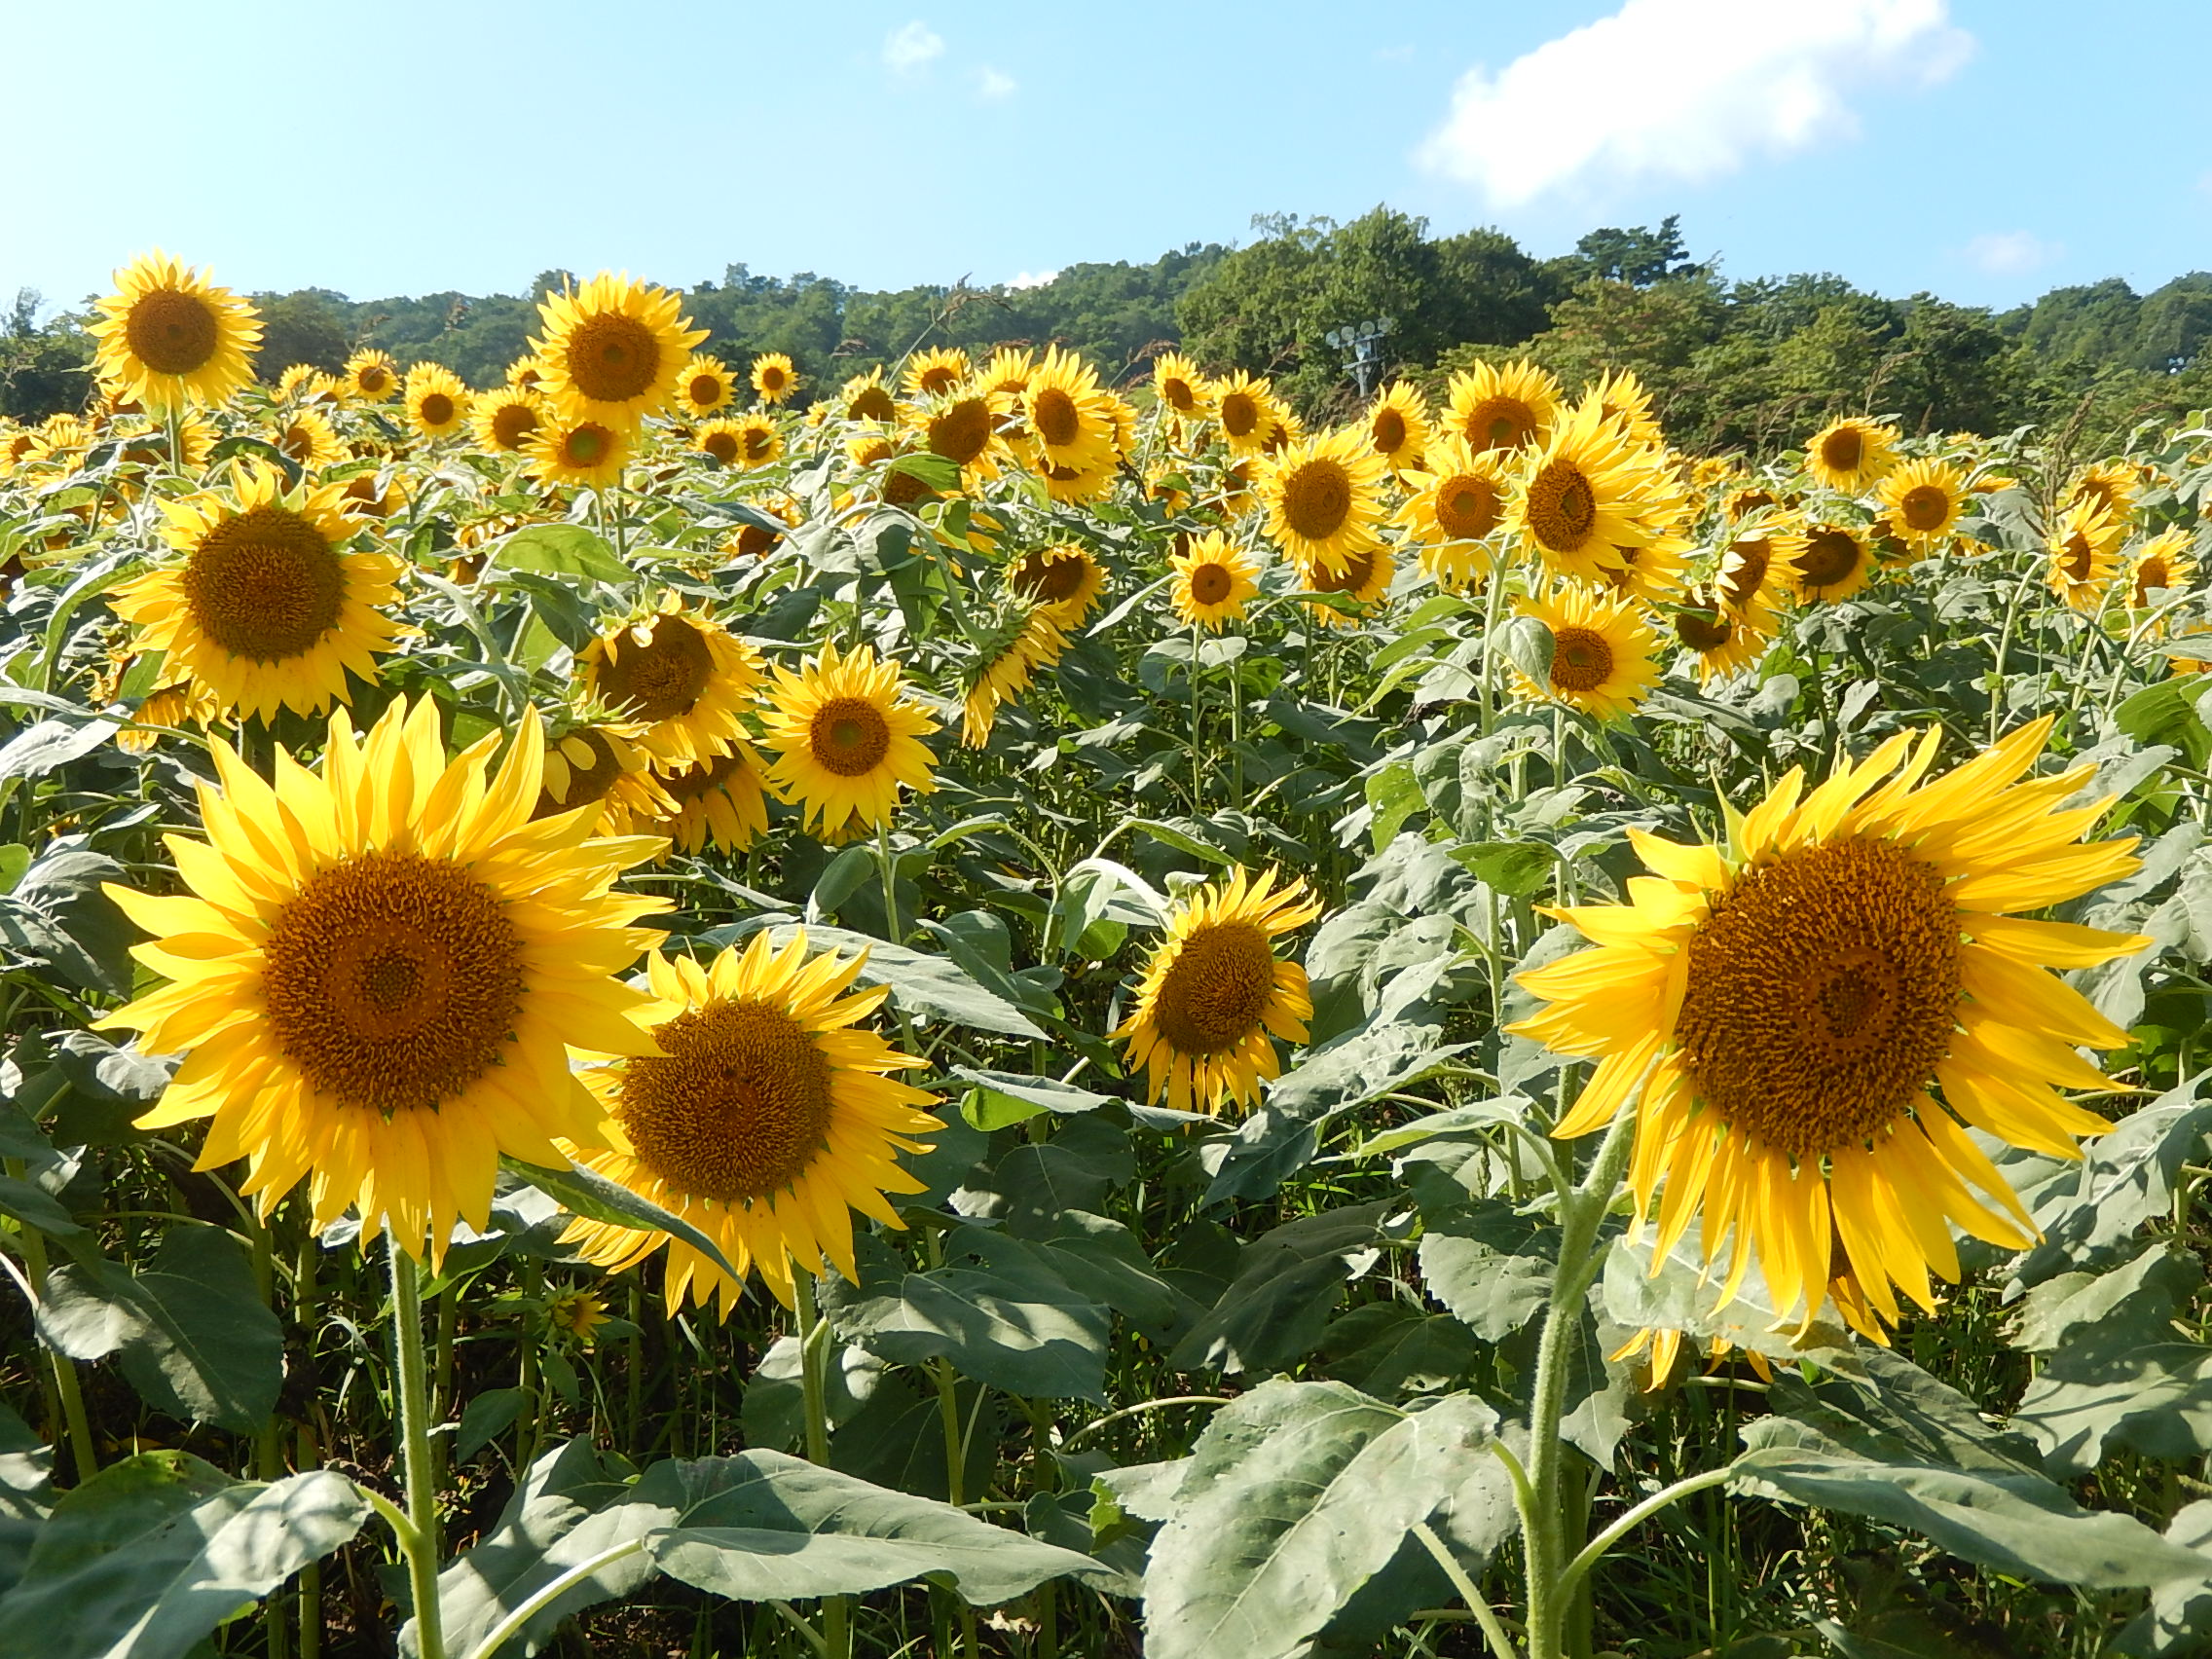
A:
[404, 363, 472, 439]
[90, 251, 261, 412]
[902, 347, 970, 401]
[472, 387, 546, 454]
[1803, 418, 1900, 494]
[1505, 400, 1680, 585]
[1009, 544, 1107, 624]
[1791, 522, 1876, 604]
[751, 352, 800, 405]
[758, 640, 940, 834]
[1257, 425, 1389, 573]
[578, 599, 761, 766]
[345, 349, 400, 401]
[1876, 459, 1969, 548]
[2130, 529, 2197, 609]
[1513, 585, 1662, 720]
[525, 413, 632, 491]
[1153, 351, 1212, 420]
[678, 353, 736, 418]
[1445, 358, 1560, 454]
[838, 370, 899, 425]
[1364, 382, 1431, 471]
[533, 272, 708, 429]
[1171, 532, 1262, 631]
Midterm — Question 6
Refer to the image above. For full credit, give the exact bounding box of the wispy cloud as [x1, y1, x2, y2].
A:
[1417, 0, 1973, 206]
[976, 65, 1017, 101]
[882, 20, 944, 77]
[1007, 271, 1058, 291]
[1965, 231, 2063, 276]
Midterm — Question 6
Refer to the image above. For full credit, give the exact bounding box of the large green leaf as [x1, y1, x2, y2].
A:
[490, 522, 634, 587]
[0, 1453, 365, 1659]
[1168, 1201, 1393, 1376]
[2007, 1079, 2212, 1290]
[698, 921, 1046, 1039]
[0, 1401, 53, 1599]
[1419, 1198, 1557, 1342]
[1140, 1382, 1506, 1659]
[499, 1156, 744, 1282]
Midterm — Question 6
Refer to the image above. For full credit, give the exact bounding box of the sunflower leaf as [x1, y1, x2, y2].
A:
[499, 1156, 746, 1284]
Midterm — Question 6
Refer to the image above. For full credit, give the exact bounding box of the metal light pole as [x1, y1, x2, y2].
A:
[1323, 315, 1395, 399]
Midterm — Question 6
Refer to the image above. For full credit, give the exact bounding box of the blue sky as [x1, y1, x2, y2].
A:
[1, 0, 2203, 315]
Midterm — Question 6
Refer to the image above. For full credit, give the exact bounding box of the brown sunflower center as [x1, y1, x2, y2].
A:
[1372, 408, 1407, 455]
[743, 424, 776, 461]
[1798, 529, 1862, 589]
[1719, 539, 1772, 608]
[180, 505, 346, 662]
[1219, 391, 1260, 439]
[2135, 557, 2174, 605]
[701, 429, 740, 465]
[1467, 396, 1536, 452]
[1031, 387, 1081, 449]
[760, 364, 789, 392]
[809, 697, 893, 777]
[1151, 920, 1278, 1055]
[1899, 484, 1951, 533]
[1674, 836, 1961, 1161]
[563, 312, 661, 404]
[930, 398, 993, 466]
[1819, 427, 1863, 473]
[535, 728, 625, 817]
[1190, 563, 1234, 606]
[918, 364, 960, 396]
[357, 364, 392, 395]
[419, 393, 456, 428]
[1436, 474, 1500, 540]
[262, 852, 526, 1116]
[1163, 376, 1198, 413]
[884, 467, 934, 506]
[617, 998, 835, 1201]
[594, 616, 712, 721]
[563, 424, 614, 467]
[664, 748, 747, 802]
[1308, 552, 1376, 597]
[1674, 608, 1734, 652]
[1279, 459, 1352, 542]
[491, 401, 540, 449]
[2062, 533, 2096, 582]
[1014, 552, 1088, 603]
[1525, 460, 1598, 552]
[688, 373, 723, 407]
[125, 289, 221, 376]
[1549, 624, 1613, 692]
[736, 521, 782, 559]
[847, 386, 896, 424]
[278, 424, 317, 462]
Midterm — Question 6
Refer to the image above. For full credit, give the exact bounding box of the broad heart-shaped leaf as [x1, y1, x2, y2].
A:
[2115, 1499, 2212, 1656]
[1418, 1198, 1557, 1342]
[1735, 1347, 2212, 1592]
[0, 842, 132, 995]
[0, 1452, 365, 1659]
[490, 521, 634, 587]
[40, 1223, 281, 1434]
[1168, 1201, 1394, 1376]
[0, 1400, 54, 1599]
[1140, 1383, 1505, 1659]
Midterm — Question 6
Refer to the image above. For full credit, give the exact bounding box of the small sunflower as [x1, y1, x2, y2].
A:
[559, 933, 940, 1311]
[525, 414, 631, 491]
[727, 412, 784, 470]
[758, 640, 940, 834]
[962, 608, 1072, 748]
[1504, 399, 1677, 585]
[1299, 544, 1394, 629]
[1791, 522, 1877, 604]
[100, 698, 669, 1260]
[1020, 348, 1121, 476]
[1875, 459, 1969, 550]
[1671, 586, 1773, 685]
[1715, 527, 1804, 640]
[90, 251, 260, 412]
[335, 468, 408, 521]
[652, 744, 772, 856]
[110, 461, 404, 721]
[901, 347, 970, 400]
[1152, 351, 1213, 424]
[1513, 585, 1662, 720]
[1256, 425, 1389, 574]
[546, 1289, 609, 1344]
[1010, 544, 1107, 627]
[404, 364, 472, 440]
[534, 273, 707, 430]
[751, 352, 800, 406]
[2130, 529, 2197, 608]
[1171, 533, 1261, 631]
[679, 354, 737, 418]
[1804, 418, 1900, 494]
[2048, 500, 2124, 612]
[269, 408, 347, 470]
[836, 369, 899, 425]
[344, 350, 401, 402]
[534, 720, 678, 836]
[472, 387, 546, 454]
[1513, 719, 2150, 1337]
[507, 354, 552, 392]
[1445, 358, 1560, 455]
[1115, 867, 1323, 1115]
[1585, 368, 1664, 449]
[578, 600, 761, 767]
[1363, 382, 1431, 472]
[1211, 371, 1278, 459]
[977, 347, 1036, 398]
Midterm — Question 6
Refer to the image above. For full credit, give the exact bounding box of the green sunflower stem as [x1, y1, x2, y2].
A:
[1190, 619, 1204, 810]
[793, 1272, 853, 1659]
[1520, 1106, 1636, 1659]
[386, 1237, 447, 1659]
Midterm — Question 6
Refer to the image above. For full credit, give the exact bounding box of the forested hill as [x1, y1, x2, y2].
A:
[7, 208, 2211, 456]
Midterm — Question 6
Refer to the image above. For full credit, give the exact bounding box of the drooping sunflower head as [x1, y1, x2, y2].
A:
[1584, 367, 1663, 449]
[533, 272, 708, 429]
[344, 349, 400, 402]
[1009, 543, 1107, 624]
[961, 607, 1073, 748]
[1299, 543, 1394, 628]
[837, 369, 899, 425]
[1791, 521, 1877, 605]
[578, 598, 762, 767]
[111, 461, 405, 722]
[1504, 399, 1679, 585]
[404, 363, 472, 439]
[1803, 417, 1900, 494]
[100, 698, 671, 1260]
[2047, 499, 2125, 612]
[90, 251, 261, 412]
[1153, 350, 1212, 421]
[678, 353, 736, 418]
[1256, 425, 1389, 574]
[1170, 532, 1262, 632]
[472, 387, 546, 454]
[1722, 481, 1782, 523]
[902, 347, 970, 401]
[651, 743, 773, 857]
[534, 718, 677, 836]
[1714, 525, 1804, 629]
[2130, 529, 2197, 609]
[1875, 458, 1969, 548]
[2067, 461, 2140, 521]
[1513, 719, 2150, 1337]
[524, 413, 632, 491]
[757, 639, 940, 834]
[1671, 583, 1773, 685]
[1512, 584, 1662, 720]
[1115, 867, 1324, 1116]
[751, 351, 800, 406]
[335, 467, 408, 522]
[1364, 382, 1431, 471]
[1445, 358, 1560, 455]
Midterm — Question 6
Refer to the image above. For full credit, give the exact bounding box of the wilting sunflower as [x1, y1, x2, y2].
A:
[271, 409, 347, 470]
[343, 349, 400, 402]
[111, 461, 404, 721]
[1115, 867, 1323, 1115]
[578, 600, 761, 767]
[1791, 522, 1877, 604]
[1504, 400, 1677, 585]
[901, 347, 969, 400]
[679, 354, 736, 418]
[1445, 358, 1560, 454]
[1364, 383, 1431, 472]
[2067, 461, 2140, 520]
[2130, 529, 2197, 608]
[90, 251, 260, 412]
[1875, 459, 1969, 550]
[1514, 585, 1662, 720]
[652, 744, 772, 856]
[525, 414, 631, 491]
[910, 386, 1009, 484]
[534, 720, 676, 836]
[1010, 544, 1107, 626]
[534, 272, 707, 429]
[1671, 585, 1773, 684]
[472, 387, 546, 454]
[1804, 418, 1900, 494]
[758, 640, 940, 834]
[1021, 347, 1121, 476]
[1152, 351, 1212, 424]
[1211, 370, 1278, 459]
[2047, 500, 2125, 612]
[560, 933, 939, 1311]
[1171, 532, 1261, 631]
[962, 608, 1072, 747]
[1513, 719, 2150, 1337]
[1256, 426, 1388, 575]
[837, 369, 899, 425]
[404, 364, 472, 440]
[751, 352, 799, 406]
[100, 698, 669, 1259]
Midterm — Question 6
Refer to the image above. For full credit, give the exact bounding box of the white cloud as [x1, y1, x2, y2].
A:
[1007, 270, 1059, 291]
[1417, 0, 1973, 207]
[977, 65, 1017, 100]
[1965, 231, 2063, 276]
[882, 20, 944, 76]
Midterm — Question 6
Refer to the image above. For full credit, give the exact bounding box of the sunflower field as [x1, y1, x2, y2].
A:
[7, 252, 2212, 1659]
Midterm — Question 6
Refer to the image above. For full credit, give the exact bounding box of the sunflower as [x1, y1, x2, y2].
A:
[1671, 586, 1773, 684]
[750, 352, 800, 406]
[1722, 482, 1782, 524]
[343, 350, 400, 402]
[1037, 457, 1119, 506]
[1010, 544, 1107, 626]
[909, 387, 1009, 484]
[472, 387, 546, 454]
[507, 354, 552, 391]
[525, 414, 631, 491]
[271, 409, 347, 470]
[99, 698, 669, 1260]
[1513, 719, 2150, 1337]
[1875, 459, 1969, 550]
[1171, 532, 1261, 631]
[1804, 418, 1900, 494]
[962, 608, 1072, 748]
[1020, 348, 1121, 477]
[534, 273, 707, 430]
[836, 369, 899, 425]
[1255, 426, 1388, 575]
[578, 600, 760, 767]
[1791, 522, 1877, 604]
[2130, 529, 2197, 608]
[110, 461, 404, 722]
[652, 744, 772, 856]
[1211, 371, 1278, 459]
[90, 251, 260, 412]
[1602, 527, 1693, 606]
[726, 412, 784, 470]
[335, 467, 408, 521]
[1397, 436, 1509, 554]
[758, 640, 940, 833]
[1715, 526, 1804, 640]
[1444, 358, 1560, 454]
[1358, 382, 1429, 473]
[1504, 399, 1677, 585]
[729, 499, 795, 562]
[2047, 500, 2125, 612]
[977, 347, 1036, 398]
[1152, 352, 1212, 424]
[275, 363, 321, 401]
[902, 347, 970, 401]
[546, 1289, 609, 1344]
[404, 364, 471, 440]
[668, 353, 731, 419]
[559, 933, 939, 1311]
[1257, 406, 1304, 457]
[1513, 585, 1662, 720]
[1115, 867, 1323, 1115]
[1585, 368, 1664, 449]
[1299, 544, 1394, 628]
[535, 720, 677, 836]
[22, 415, 91, 473]
[2067, 461, 2140, 520]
